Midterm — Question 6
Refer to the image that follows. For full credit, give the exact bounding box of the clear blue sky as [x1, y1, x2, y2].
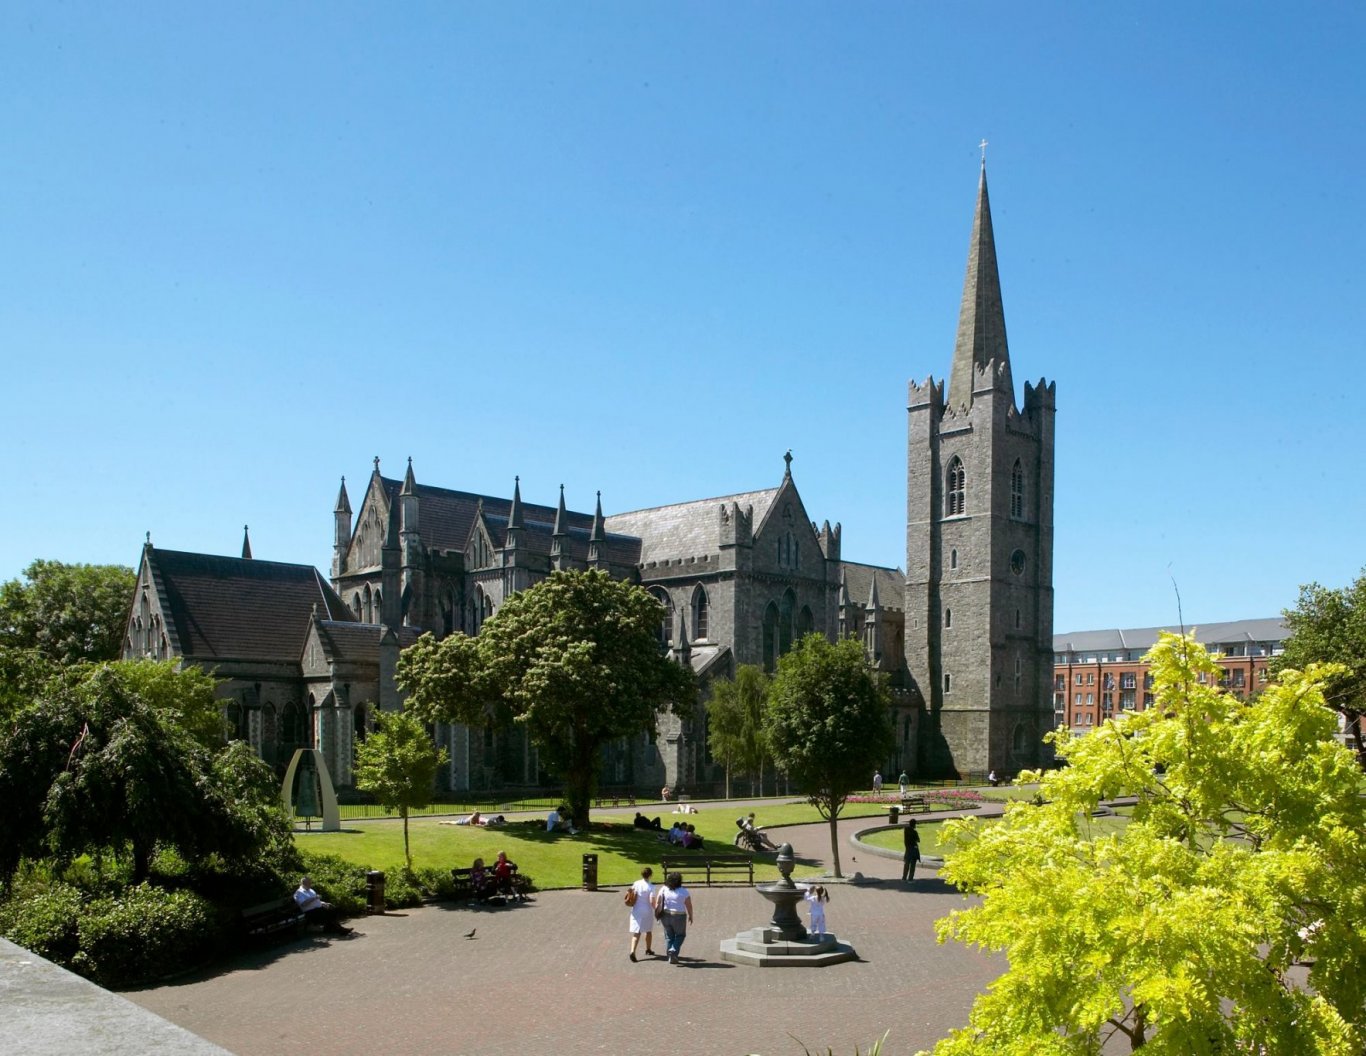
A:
[3, 2, 1363, 633]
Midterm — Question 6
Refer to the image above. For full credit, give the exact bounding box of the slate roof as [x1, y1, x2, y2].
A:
[840, 562, 906, 611]
[316, 621, 422, 664]
[378, 477, 641, 564]
[1053, 618, 1288, 655]
[148, 548, 352, 663]
[604, 488, 781, 565]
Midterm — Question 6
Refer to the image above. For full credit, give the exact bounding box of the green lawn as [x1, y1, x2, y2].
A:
[296, 800, 892, 888]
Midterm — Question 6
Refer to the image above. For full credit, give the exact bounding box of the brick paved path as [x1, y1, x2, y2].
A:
[128, 812, 1003, 1056]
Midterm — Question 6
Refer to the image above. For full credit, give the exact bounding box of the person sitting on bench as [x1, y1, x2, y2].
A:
[294, 876, 352, 935]
[735, 813, 778, 851]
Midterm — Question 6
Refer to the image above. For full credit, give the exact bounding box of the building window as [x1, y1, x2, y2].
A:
[944, 608, 952, 629]
[1231, 669, 1245, 687]
[1120, 689, 1135, 708]
[944, 673, 952, 694]
[1010, 459, 1025, 519]
[1086, 693, 1093, 705]
[1144, 672, 1155, 689]
[692, 586, 709, 641]
[1086, 673, 1094, 686]
[1015, 608, 1021, 629]
[1074, 693, 1082, 707]
[1075, 673, 1083, 686]
[651, 589, 673, 649]
[1143, 692, 1154, 708]
[950, 548, 958, 570]
[1120, 673, 1136, 690]
[945, 457, 966, 516]
[1055, 674, 1065, 691]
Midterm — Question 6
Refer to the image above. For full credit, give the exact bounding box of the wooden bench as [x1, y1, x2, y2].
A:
[451, 865, 529, 904]
[241, 897, 306, 940]
[594, 793, 637, 808]
[899, 793, 930, 814]
[660, 855, 755, 886]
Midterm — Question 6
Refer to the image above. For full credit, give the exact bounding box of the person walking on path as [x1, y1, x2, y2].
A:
[652, 872, 694, 964]
[873, 770, 883, 794]
[898, 771, 909, 795]
[627, 867, 657, 961]
[902, 818, 921, 883]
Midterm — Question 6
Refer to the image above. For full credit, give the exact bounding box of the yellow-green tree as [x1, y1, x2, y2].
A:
[706, 665, 771, 798]
[924, 632, 1366, 1055]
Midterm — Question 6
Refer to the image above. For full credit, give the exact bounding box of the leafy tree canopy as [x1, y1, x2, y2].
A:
[354, 710, 448, 874]
[765, 634, 893, 877]
[925, 633, 1366, 1056]
[706, 664, 771, 797]
[0, 663, 287, 886]
[399, 569, 695, 826]
[0, 560, 135, 665]
[1274, 569, 1366, 769]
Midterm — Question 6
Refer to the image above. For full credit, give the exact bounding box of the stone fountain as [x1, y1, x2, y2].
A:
[719, 842, 857, 967]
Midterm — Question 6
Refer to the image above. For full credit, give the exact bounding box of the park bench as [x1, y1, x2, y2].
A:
[660, 854, 754, 886]
[594, 793, 638, 808]
[451, 864, 529, 904]
[899, 793, 930, 814]
[240, 897, 305, 940]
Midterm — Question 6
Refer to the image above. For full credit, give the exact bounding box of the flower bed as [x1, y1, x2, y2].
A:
[845, 789, 984, 809]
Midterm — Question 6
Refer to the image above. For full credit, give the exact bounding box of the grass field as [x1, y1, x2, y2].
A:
[295, 800, 896, 889]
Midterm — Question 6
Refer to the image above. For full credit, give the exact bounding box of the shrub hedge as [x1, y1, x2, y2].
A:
[74, 883, 216, 986]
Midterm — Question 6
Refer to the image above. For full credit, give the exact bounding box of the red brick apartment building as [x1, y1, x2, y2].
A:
[1052, 618, 1287, 732]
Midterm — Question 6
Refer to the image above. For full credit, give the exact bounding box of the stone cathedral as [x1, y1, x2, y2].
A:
[123, 164, 1055, 790]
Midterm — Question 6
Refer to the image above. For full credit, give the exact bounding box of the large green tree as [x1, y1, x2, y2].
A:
[354, 710, 448, 874]
[0, 560, 135, 665]
[1273, 569, 1366, 770]
[0, 662, 286, 885]
[923, 633, 1366, 1056]
[765, 634, 893, 878]
[706, 665, 771, 797]
[399, 569, 695, 827]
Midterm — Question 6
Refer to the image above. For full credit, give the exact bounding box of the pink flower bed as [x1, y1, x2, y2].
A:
[845, 789, 985, 807]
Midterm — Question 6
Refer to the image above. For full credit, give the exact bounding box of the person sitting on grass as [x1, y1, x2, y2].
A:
[681, 824, 704, 850]
[634, 811, 664, 831]
[546, 804, 576, 834]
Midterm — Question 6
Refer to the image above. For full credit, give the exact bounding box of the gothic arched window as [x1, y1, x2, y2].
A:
[798, 605, 814, 636]
[946, 457, 966, 516]
[692, 586, 709, 641]
[762, 602, 780, 672]
[945, 607, 952, 629]
[1011, 459, 1025, 519]
[362, 584, 373, 623]
[650, 588, 673, 649]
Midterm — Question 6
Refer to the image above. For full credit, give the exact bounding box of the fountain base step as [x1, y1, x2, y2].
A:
[719, 928, 857, 967]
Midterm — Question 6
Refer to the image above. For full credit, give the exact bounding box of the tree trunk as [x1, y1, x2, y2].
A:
[132, 836, 153, 884]
[725, 761, 731, 799]
[827, 808, 842, 878]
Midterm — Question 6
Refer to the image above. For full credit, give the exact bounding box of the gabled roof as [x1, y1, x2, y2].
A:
[314, 620, 422, 665]
[1053, 618, 1288, 655]
[840, 562, 905, 612]
[605, 487, 781, 565]
[146, 548, 352, 663]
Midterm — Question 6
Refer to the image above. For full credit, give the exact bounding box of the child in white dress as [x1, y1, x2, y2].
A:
[803, 884, 829, 939]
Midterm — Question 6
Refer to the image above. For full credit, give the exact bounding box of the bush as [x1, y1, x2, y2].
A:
[75, 883, 216, 986]
[296, 851, 369, 916]
[381, 871, 424, 909]
[0, 882, 84, 965]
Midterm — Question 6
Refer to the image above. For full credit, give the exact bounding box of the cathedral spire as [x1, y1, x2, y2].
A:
[589, 491, 604, 543]
[552, 484, 567, 537]
[946, 163, 1013, 411]
[334, 476, 351, 515]
[401, 457, 416, 496]
[508, 476, 524, 530]
[241, 525, 253, 560]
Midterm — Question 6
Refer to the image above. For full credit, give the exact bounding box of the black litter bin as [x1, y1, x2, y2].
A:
[581, 853, 598, 891]
[366, 870, 386, 914]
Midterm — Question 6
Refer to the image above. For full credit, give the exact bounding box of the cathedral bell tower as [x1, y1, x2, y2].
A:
[905, 162, 1056, 779]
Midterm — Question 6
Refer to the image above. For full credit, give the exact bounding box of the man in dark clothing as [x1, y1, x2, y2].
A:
[902, 819, 920, 883]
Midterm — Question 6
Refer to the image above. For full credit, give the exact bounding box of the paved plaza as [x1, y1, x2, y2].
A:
[127, 812, 1003, 1056]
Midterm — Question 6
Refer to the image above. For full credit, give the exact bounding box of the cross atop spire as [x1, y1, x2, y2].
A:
[241, 525, 253, 560]
[946, 163, 1013, 412]
[979, 138, 988, 164]
[783, 450, 793, 478]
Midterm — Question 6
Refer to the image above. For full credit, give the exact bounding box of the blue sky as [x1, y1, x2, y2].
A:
[2, 2, 1363, 633]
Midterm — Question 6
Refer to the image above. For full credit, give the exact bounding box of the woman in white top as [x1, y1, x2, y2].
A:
[651, 871, 694, 964]
[627, 866, 657, 961]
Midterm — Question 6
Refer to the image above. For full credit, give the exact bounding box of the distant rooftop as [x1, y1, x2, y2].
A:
[1054, 617, 1287, 656]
